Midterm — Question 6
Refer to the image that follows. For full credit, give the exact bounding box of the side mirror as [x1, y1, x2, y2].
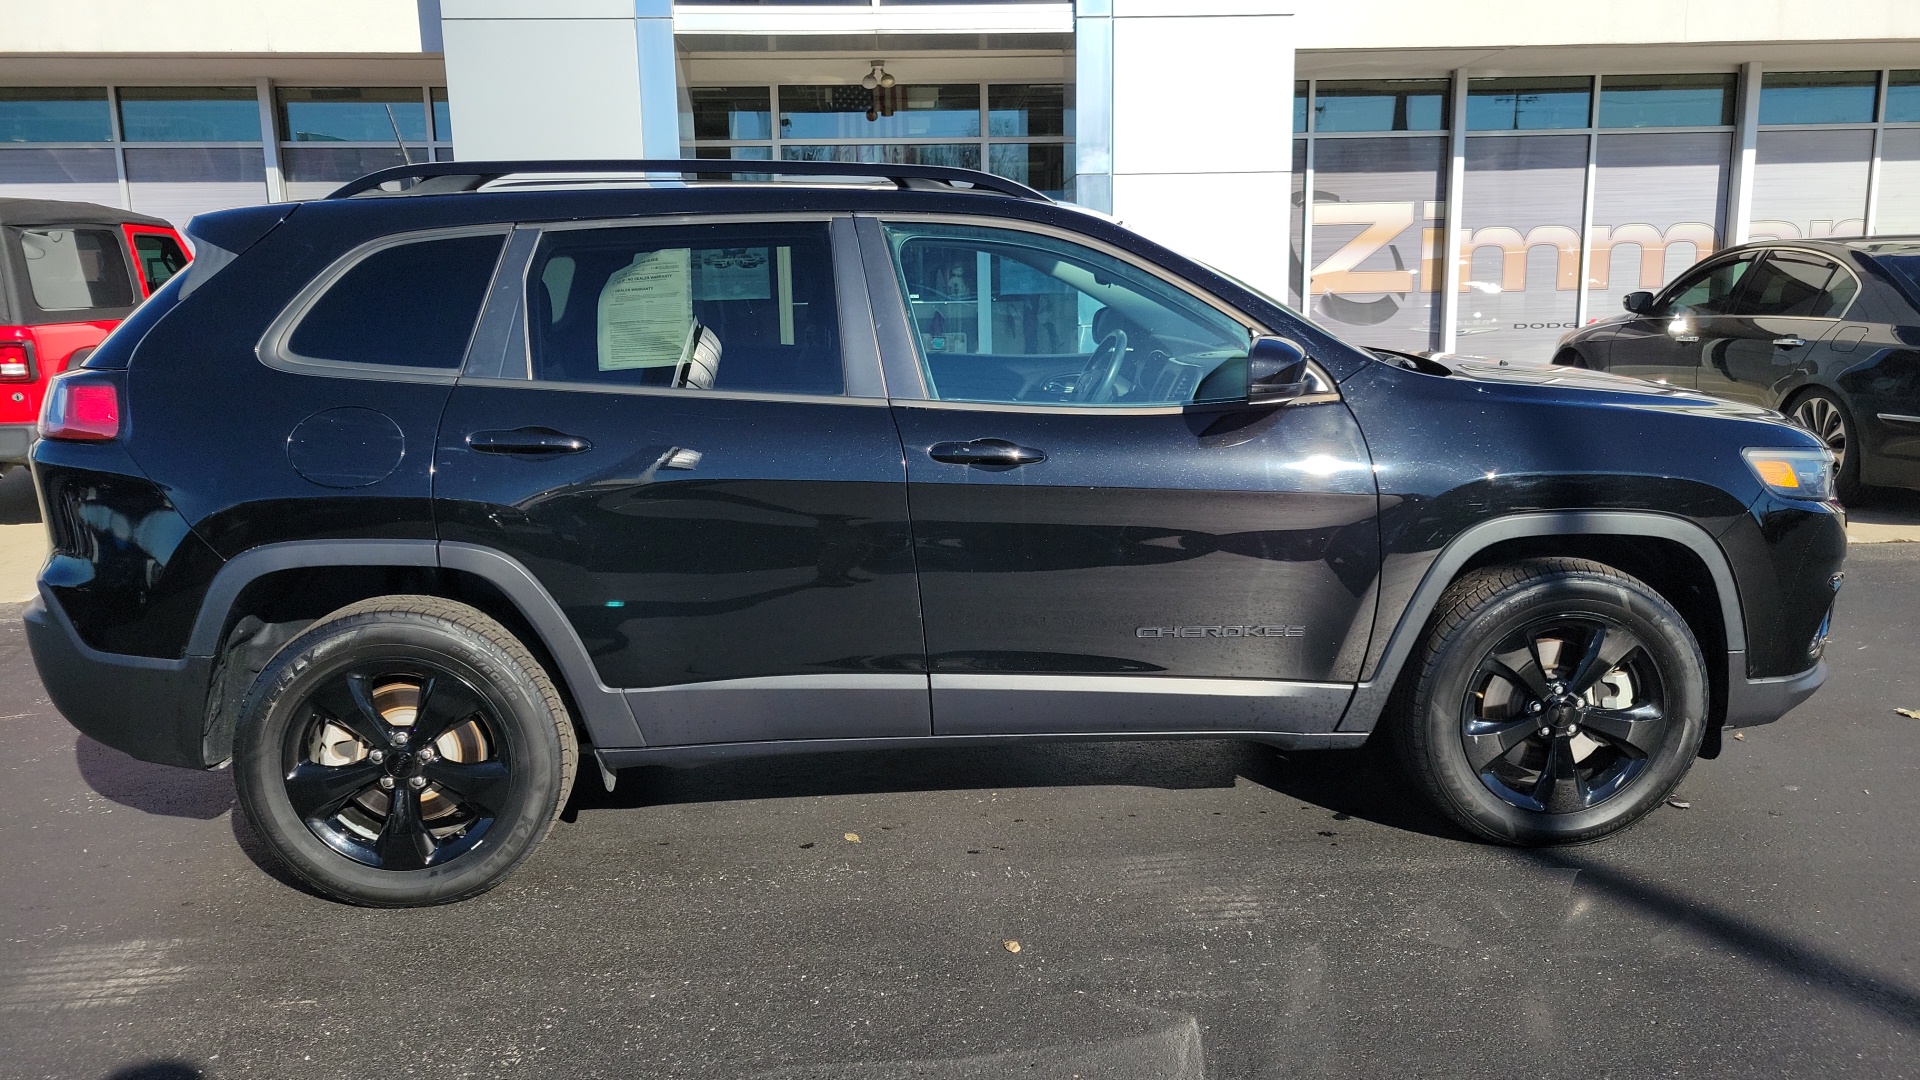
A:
[1623, 291, 1656, 316]
[1246, 336, 1313, 404]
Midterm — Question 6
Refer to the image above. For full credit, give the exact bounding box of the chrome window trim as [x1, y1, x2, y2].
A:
[256, 223, 512, 384]
[1877, 413, 1920, 425]
[852, 211, 1334, 412]
[1743, 245, 1866, 321]
[506, 212, 867, 400]
[454, 374, 887, 407]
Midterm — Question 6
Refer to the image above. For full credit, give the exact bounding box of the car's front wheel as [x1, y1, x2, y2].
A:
[233, 596, 577, 906]
[1389, 558, 1706, 845]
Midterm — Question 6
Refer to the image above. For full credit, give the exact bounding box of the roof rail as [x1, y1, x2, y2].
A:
[325, 158, 1052, 203]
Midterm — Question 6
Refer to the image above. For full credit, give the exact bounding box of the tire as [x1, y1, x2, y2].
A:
[1788, 387, 1864, 504]
[233, 596, 577, 906]
[1388, 558, 1707, 846]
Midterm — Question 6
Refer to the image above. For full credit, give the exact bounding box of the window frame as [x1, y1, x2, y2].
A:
[455, 212, 889, 407]
[257, 223, 512, 384]
[858, 212, 1317, 416]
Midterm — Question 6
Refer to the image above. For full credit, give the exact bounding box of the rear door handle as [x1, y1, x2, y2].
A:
[467, 427, 593, 456]
[1773, 336, 1808, 348]
[928, 439, 1046, 467]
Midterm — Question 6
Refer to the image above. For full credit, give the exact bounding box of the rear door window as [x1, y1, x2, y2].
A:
[523, 221, 843, 396]
[130, 231, 190, 293]
[1733, 252, 1858, 318]
[285, 232, 506, 370]
[17, 226, 137, 312]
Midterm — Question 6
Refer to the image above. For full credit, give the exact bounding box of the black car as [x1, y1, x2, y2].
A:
[26, 160, 1845, 906]
[1553, 237, 1920, 501]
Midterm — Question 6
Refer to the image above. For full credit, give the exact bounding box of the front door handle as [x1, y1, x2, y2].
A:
[467, 427, 593, 456]
[1773, 336, 1808, 348]
[928, 439, 1046, 467]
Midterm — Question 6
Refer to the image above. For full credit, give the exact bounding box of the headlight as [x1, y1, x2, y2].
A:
[1742, 446, 1836, 501]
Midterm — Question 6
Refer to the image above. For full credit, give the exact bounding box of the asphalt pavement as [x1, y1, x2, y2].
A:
[2, 492, 1919, 1078]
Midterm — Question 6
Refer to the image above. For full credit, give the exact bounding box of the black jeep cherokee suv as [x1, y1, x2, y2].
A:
[26, 160, 1845, 906]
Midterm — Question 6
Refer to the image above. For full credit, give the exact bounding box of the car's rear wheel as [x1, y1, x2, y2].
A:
[1389, 558, 1707, 845]
[1789, 387, 1863, 503]
[233, 596, 576, 906]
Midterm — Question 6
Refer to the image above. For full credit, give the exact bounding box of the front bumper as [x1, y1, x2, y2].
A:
[24, 589, 216, 769]
[1723, 654, 1826, 729]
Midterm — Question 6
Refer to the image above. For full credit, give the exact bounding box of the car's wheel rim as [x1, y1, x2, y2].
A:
[1459, 615, 1668, 814]
[282, 663, 512, 870]
[1793, 396, 1846, 472]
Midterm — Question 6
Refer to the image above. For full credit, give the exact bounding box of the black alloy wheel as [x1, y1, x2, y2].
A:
[1461, 615, 1664, 814]
[1390, 558, 1707, 845]
[286, 664, 510, 871]
[235, 596, 575, 906]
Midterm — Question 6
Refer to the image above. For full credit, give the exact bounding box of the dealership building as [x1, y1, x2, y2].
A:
[6, 0, 1920, 361]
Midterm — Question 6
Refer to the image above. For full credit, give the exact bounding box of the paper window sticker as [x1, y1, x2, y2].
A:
[693, 247, 772, 301]
[597, 247, 692, 371]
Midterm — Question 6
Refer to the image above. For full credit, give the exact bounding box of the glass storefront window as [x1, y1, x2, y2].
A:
[1759, 72, 1879, 126]
[1886, 71, 1920, 123]
[782, 143, 982, 171]
[278, 88, 428, 143]
[1306, 136, 1448, 352]
[1314, 80, 1448, 133]
[780, 84, 980, 140]
[1458, 134, 1588, 361]
[1750, 128, 1872, 239]
[987, 143, 1073, 200]
[1289, 139, 1306, 309]
[1589, 132, 1729, 312]
[432, 88, 451, 141]
[1876, 129, 1920, 233]
[687, 87, 772, 141]
[1293, 81, 1308, 134]
[118, 87, 260, 142]
[0, 88, 112, 143]
[988, 84, 1070, 137]
[1598, 74, 1736, 128]
[1467, 77, 1591, 131]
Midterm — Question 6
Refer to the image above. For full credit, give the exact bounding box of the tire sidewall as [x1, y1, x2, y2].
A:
[234, 614, 562, 906]
[1793, 388, 1863, 499]
[1418, 574, 1707, 844]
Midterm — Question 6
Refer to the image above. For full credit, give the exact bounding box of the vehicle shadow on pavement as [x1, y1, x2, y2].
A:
[73, 735, 233, 820]
[102, 1062, 202, 1080]
[566, 738, 1471, 841]
[1519, 847, 1920, 1030]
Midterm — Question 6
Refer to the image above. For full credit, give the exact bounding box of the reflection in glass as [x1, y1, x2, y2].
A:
[780, 85, 980, 140]
[1599, 74, 1736, 128]
[432, 88, 451, 142]
[118, 87, 261, 142]
[1314, 80, 1448, 133]
[1751, 128, 1872, 240]
[988, 143, 1072, 200]
[687, 87, 772, 141]
[1759, 71, 1879, 126]
[782, 143, 981, 171]
[1887, 71, 1920, 124]
[1459, 134, 1588, 362]
[1307, 137, 1448, 353]
[690, 144, 774, 181]
[1294, 81, 1308, 134]
[1467, 77, 1591, 131]
[278, 88, 429, 143]
[0, 88, 112, 143]
[988, 84, 1071, 137]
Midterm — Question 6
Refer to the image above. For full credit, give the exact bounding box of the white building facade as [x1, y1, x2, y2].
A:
[5, 0, 1920, 361]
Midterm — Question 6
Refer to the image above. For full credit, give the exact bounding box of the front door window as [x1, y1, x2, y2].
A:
[882, 222, 1252, 407]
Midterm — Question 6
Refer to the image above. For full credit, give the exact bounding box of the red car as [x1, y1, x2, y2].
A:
[0, 199, 189, 465]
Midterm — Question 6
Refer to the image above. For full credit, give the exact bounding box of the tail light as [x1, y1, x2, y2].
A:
[39, 372, 120, 442]
[0, 341, 31, 382]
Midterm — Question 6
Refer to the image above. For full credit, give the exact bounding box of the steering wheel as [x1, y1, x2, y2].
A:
[1072, 329, 1129, 404]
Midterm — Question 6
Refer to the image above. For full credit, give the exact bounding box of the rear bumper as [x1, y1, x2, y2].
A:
[1723, 653, 1826, 729]
[24, 589, 215, 769]
[0, 423, 33, 465]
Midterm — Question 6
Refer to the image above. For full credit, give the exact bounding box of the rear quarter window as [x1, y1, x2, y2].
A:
[285, 232, 506, 370]
[17, 226, 137, 312]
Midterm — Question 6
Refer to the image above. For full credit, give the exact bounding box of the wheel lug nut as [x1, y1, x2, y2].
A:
[408, 776, 427, 789]
[391, 731, 410, 746]
[1539, 727, 1552, 737]
[368, 749, 385, 764]
[419, 747, 436, 763]
[1528, 701, 1542, 714]
[379, 776, 395, 790]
